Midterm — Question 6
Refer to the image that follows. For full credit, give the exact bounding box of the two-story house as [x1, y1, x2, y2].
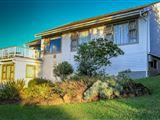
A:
[1, 2, 160, 83]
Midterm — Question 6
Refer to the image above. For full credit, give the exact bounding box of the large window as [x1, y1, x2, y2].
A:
[105, 20, 138, 45]
[50, 38, 62, 53]
[26, 65, 35, 78]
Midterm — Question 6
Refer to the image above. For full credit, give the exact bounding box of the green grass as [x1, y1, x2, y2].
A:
[0, 76, 160, 120]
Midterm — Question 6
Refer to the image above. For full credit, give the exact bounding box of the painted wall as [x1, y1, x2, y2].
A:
[42, 16, 149, 80]
[42, 53, 61, 82]
[150, 3, 160, 57]
[13, 57, 42, 84]
[61, 17, 148, 77]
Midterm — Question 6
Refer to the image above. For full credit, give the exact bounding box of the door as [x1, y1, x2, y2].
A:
[2, 64, 14, 81]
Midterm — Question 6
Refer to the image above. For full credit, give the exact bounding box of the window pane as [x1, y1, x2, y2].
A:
[50, 38, 61, 53]
[71, 33, 79, 51]
[26, 65, 35, 78]
[79, 31, 90, 45]
[71, 40, 77, 51]
[114, 23, 129, 45]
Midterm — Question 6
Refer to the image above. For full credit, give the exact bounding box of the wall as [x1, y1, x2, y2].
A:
[42, 16, 149, 80]
[13, 57, 42, 84]
[42, 53, 61, 82]
[149, 3, 160, 57]
[60, 17, 148, 78]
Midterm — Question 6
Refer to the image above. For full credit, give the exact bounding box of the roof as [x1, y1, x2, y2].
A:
[35, 2, 157, 37]
[27, 39, 41, 46]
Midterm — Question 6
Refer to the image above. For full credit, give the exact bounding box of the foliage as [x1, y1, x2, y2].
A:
[23, 83, 53, 104]
[74, 38, 124, 76]
[28, 78, 52, 87]
[0, 80, 25, 101]
[0, 76, 159, 120]
[117, 69, 131, 82]
[54, 61, 73, 80]
[83, 80, 123, 101]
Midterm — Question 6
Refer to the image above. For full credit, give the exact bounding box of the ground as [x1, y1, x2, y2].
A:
[0, 76, 160, 120]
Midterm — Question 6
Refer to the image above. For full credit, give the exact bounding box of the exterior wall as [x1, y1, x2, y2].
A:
[0, 64, 2, 81]
[42, 54, 61, 82]
[13, 57, 42, 84]
[149, 3, 160, 57]
[105, 17, 149, 78]
[56, 17, 148, 79]
[148, 3, 160, 75]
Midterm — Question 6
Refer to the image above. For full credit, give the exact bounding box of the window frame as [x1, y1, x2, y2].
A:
[70, 32, 79, 52]
[49, 37, 62, 54]
[26, 64, 36, 79]
[109, 19, 139, 46]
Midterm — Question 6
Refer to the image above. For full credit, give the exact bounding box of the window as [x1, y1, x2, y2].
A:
[79, 31, 91, 45]
[129, 20, 138, 43]
[114, 23, 129, 45]
[104, 25, 113, 41]
[150, 60, 158, 69]
[26, 65, 35, 78]
[109, 20, 138, 45]
[50, 38, 61, 53]
[71, 32, 79, 51]
[2, 64, 14, 80]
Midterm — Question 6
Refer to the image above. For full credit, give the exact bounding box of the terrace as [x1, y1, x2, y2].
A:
[0, 46, 41, 60]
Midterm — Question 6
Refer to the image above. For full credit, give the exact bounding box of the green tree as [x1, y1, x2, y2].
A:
[74, 38, 124, 76]
[54, 61, 73, 80]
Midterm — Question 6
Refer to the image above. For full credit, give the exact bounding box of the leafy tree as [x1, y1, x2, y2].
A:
[54, 61, 73, 80]
[74, 38, 124, 76]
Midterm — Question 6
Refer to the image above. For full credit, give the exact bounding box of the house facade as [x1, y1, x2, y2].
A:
[0, 2, 160, 83]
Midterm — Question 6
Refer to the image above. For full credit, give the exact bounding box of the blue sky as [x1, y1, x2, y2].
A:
[0, 0, 159, 48]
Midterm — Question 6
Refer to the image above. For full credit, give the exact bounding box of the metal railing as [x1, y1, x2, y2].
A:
[0, 47, 40, 60]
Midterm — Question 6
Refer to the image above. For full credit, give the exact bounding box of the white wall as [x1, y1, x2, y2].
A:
[42, 54, 61, 82]
[59, 17, 148, 77]
[149, 3, 160, 57]
[42, 17, 149, 80]
[13, 57, 42, 84]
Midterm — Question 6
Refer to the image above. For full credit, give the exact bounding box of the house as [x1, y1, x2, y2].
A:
[1, 2, 160, 83]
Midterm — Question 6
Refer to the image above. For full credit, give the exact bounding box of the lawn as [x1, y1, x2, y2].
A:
[0, 76, 160, 120]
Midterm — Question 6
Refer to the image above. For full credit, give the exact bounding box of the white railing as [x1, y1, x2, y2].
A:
[0, 47, 40, 60]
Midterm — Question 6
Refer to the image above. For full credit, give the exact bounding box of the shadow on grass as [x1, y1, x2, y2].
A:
[0, 104, 75, 120]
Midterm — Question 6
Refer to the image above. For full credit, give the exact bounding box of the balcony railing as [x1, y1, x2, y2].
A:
[0, 47, 40, 60]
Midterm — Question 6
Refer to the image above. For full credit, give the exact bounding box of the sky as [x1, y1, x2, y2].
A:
[0, 0, 159, 48]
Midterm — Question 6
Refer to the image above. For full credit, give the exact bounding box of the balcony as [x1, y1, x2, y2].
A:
[0, 47, 41, 60]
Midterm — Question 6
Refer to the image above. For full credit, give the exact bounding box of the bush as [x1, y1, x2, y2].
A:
[74, 38, 124, 76]
[0, 80, 25, 102]
[54, 61, 73, 80]
[28, 78, 52, 87]
[83, 80, 123, 101]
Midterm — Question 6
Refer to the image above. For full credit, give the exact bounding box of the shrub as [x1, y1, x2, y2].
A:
[54, 61, 73, 80]
[28, 78, 52, 87]
[0, 80, 25, 102]
[83, 80, 123, 101]
[74, 38, 124, 76]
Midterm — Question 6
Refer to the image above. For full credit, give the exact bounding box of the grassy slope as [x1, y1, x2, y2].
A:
[0, 76, 160, 120]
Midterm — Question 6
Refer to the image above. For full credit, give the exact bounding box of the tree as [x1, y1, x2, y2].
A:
[54, 61, 73, 80]
[74, 38, 124, 76]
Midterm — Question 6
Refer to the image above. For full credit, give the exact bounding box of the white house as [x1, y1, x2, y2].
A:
[0, 2, 160, 83]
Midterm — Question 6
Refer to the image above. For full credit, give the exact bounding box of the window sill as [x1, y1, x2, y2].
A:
[117, 42, 139, 46]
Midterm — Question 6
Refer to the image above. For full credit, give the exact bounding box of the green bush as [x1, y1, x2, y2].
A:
[24, 83, 52, 100]
[0, 80, 25, 101]
[54, 61, 73, 80]
[28, 78, 52, 87]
